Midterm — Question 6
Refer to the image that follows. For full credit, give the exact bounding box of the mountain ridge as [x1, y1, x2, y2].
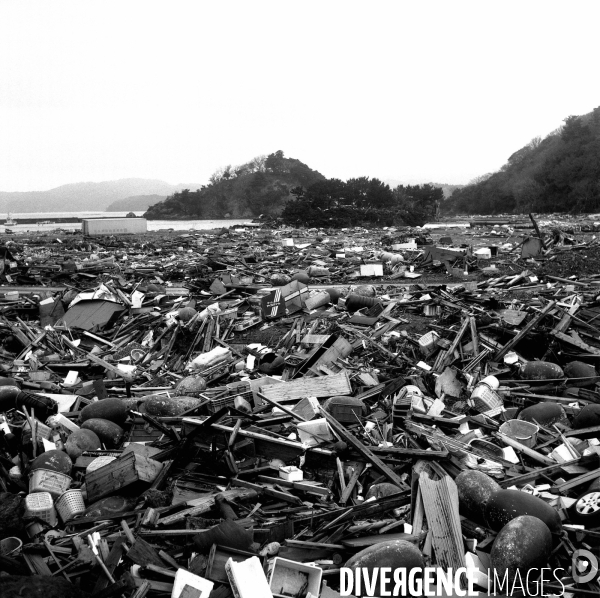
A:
[0, 178, 203, 213]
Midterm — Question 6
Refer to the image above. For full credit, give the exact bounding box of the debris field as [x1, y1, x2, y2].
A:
[0, 216, 599, 598]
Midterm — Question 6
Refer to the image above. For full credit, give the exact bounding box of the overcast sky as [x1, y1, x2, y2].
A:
[1, 1, 599, 192]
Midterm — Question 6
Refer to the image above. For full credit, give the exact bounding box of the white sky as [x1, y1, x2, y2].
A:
[1, 0, 599, 191]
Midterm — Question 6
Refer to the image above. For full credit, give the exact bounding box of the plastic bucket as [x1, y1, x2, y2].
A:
[0, 537, 23, 557]
[470, 384, 503, 412]
[24, 491, 59, 526]
[55, 489, 86, 522]
[29, 468, 71, 498]
[499, 420, 539, 448]
[423, 304, 442, 317]
[26, 521, 44, 538]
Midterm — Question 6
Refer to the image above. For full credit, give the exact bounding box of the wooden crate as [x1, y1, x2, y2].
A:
[85, 450, 163, 502]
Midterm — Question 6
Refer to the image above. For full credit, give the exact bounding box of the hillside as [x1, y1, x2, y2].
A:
[445, 105, 600, 215]
[105, 194, 167, 212]
[0, 178, 202, 213]
[144, 151, 326, 220]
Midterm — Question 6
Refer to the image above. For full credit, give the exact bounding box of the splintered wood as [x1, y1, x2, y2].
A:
[259, 370, 352, 401]
[418, 473, 466, 573]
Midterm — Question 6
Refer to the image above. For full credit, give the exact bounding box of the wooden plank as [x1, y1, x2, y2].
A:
[419, 473, 465, 572]
[158, 488, 259, 526]
[494, 301, 556, 361]
[494, 432, 555, 465]
[529, 213, 547, 249]
[92, 536, 125, 593]
[301, 334, 331, 346]
[231, 478, 304, 505]
[341, 532, 422, 548]
[552, 304, 580, 334]
[551, 330, 600, 356]
[312, 336, 354, 369]
[126, 537, 166, 568]
[85, 451, 163, 502]
[257, 476, 331, 497]
[437, 317, 470, 371]
[259, 370, 352, 401]
[319, 407, 408, 489]
[339, 462, 365, 505]
[61, 335, 135, 382]
[494, 309, 528, 326]
[553, 467, 600, 493]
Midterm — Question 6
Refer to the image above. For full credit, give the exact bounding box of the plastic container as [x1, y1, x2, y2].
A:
[297, 418, 333, 447]
[279, 466, 303, 482]
[307, 266, 330, 277]
[394, 385, 424, 415]
[0, 537, 23, 557]
[24, 492, 58, 526]
[474, 247, 492, 259]
[423, 304, 442, 317]
[470, 377, 503, 413]
[323, 396, 364, 424]
[55, 489, 86, 522]
[499, 420, 539, 448]
[8, 465, 23, 483]
[269, 557, 322, 598]
[418, 331, 440, 357]
[23, 419, 52, 441]
[304, 291, 331, 310]
[29, 468, 71, 498]
[26, 521, 44, 538]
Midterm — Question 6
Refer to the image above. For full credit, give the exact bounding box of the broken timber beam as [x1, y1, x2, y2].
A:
[494, 301, 556, 361]
[550, 330, 600, 356]
[529, 213, 547, 249]
[318, 407, 408, 489]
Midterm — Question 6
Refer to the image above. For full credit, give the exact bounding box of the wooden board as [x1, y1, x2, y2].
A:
[419, 473, 466, 573]
[85, 451, 163, 502]
[551, 330, 600, 356]
[341, 532, 421, 548]
[259, 370, 352, 401]
[311, 336, 353, 370]
[493, 309, 527, 326]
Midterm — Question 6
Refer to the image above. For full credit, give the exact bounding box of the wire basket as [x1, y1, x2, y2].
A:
[24, 492, 58, 526]
[203, 384, 253, 414]
[29, 468, 71, 499]
[55, 489, 86, 522]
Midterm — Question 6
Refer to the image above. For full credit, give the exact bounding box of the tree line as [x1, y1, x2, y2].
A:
[281, 178, 442, 227]
[444, 106, 600, 215]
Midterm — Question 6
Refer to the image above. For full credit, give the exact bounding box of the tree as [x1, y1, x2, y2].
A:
[468, 173, 493, 185]
[265, 150, 286, 173]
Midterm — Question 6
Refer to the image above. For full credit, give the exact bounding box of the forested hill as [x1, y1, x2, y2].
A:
[444, 106, 600, 215]
[144, 151, 326, 219]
